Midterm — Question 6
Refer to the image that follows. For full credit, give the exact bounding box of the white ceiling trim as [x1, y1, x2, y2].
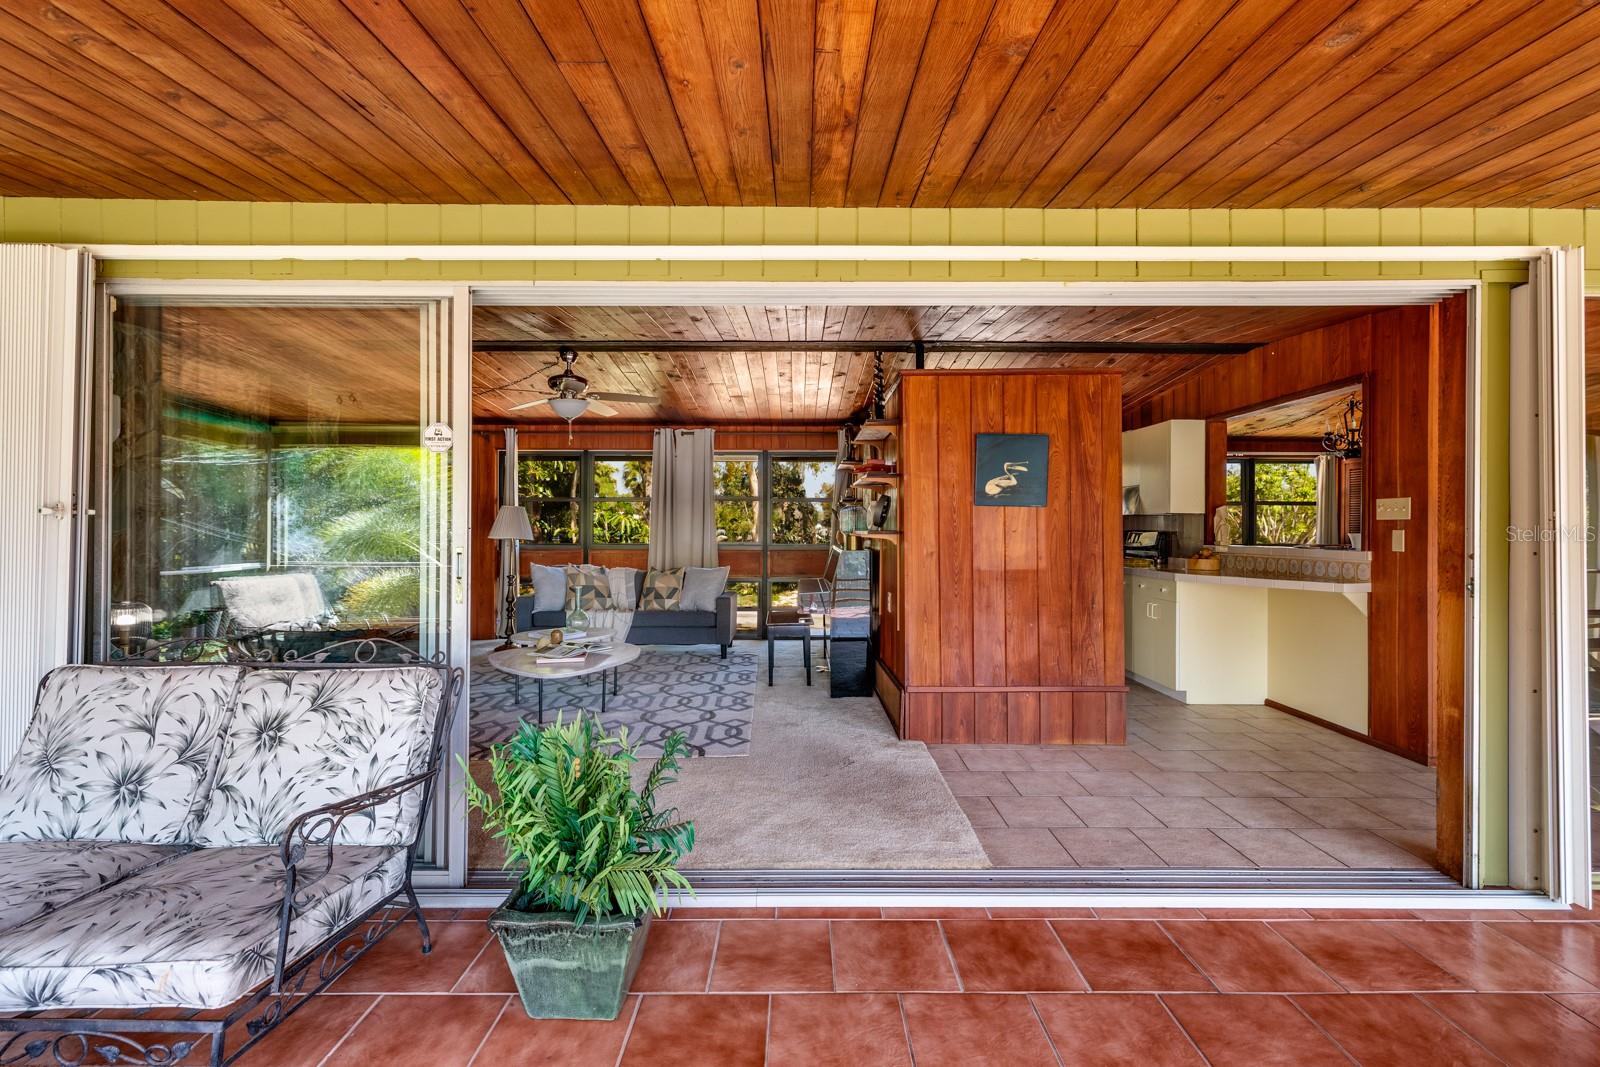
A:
[103, 278, 1478, 307]
[76, 242, 1541, 263]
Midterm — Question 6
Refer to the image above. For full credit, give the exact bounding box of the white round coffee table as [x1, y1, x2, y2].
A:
[487, 643, 641, 723]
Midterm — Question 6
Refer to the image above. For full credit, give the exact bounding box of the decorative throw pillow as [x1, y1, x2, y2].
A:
[680, 565, 730, 612]
[564, 564, 611, 614]
[638, 567, 685, 610]
[530, 564, 566, 613]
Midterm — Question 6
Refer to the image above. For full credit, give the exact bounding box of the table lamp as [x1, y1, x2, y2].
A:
[490, 504, 535, 650]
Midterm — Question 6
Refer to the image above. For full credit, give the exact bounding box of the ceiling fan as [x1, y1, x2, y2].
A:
[505, 348, 659, 422]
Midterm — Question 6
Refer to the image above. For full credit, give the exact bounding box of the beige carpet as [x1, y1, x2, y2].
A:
[469, 640, 990, 871]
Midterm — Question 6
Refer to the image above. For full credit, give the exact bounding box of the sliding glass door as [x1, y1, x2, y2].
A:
[87, 291, 465, 870]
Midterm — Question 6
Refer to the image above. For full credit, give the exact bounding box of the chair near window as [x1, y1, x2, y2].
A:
[792, 547, 871, 686]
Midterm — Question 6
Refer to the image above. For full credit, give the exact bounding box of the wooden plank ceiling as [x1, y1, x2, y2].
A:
[1226, 383, 1361, 439]
[475, 303, 1378, 422]
[1, 1, 1595, 207]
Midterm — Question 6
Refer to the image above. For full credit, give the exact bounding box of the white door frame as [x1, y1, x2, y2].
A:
[0, 245, 89, 763]
[65, 243, 1585, 907]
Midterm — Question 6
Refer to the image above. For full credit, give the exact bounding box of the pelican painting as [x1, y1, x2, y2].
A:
[974, 432, 1049, 507]
[984, 461, 1029, 497]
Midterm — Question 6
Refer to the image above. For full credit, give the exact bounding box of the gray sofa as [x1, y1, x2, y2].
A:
[516, 571, 735, 657]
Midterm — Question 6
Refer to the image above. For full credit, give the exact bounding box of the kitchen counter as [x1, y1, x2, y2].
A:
[1123, 566, 1369, 730]
[1122, 565, 1371, 595]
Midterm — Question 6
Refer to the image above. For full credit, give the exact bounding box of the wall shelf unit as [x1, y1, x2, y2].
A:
[852, 420, 899, 444]
[850, 471, 901, 491]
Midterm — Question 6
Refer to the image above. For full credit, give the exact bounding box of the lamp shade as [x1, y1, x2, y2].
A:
[489, 504, 535, 541]
[110, 601, 153, 630]
[547, 396, 590, 421]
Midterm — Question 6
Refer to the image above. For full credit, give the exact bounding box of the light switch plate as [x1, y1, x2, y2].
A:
[1376, 497, 1412, 520]
[1392, 529, 1405, 553]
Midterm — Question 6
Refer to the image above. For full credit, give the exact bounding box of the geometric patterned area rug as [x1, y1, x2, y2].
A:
[469, 642, 756, 758]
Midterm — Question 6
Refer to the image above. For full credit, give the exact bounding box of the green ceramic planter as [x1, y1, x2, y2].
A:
[487, 893, 652, 1020]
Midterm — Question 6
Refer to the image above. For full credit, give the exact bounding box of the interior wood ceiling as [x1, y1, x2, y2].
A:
[2, 2, 1595, 207]
[474, 303, 1378, 421]
[1227, 383, 1362, 439]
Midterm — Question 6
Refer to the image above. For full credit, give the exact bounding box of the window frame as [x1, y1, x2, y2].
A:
[767, 452, 837, 548]
[713, 452, 762, 547]
[1225, 454, 1321, 547]
[587, 450, 652, 548]
[507, 449, 583, 549]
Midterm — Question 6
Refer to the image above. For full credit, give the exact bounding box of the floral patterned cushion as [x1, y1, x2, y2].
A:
[0, 665, 244, 844]
[192, 667, 445, 848]
[0, 842, 187, 934]
[0, 844, 404, 1010]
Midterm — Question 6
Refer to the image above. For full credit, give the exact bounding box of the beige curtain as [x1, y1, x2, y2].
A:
[648, 428, 717, 570]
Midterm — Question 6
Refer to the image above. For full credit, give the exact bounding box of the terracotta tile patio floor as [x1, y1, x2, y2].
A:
[190, 904, 1600, 1065]
[933, 685, 1439, 869]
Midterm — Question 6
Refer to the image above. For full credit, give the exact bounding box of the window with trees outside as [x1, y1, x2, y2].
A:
[591, 455, 651, 545]
[1224, 458, 1319, 545]
[515, 455, 580, 545]
[513, 453, 651, 547]
[714, 455, 760, 543]
[769, 457, 835, 544]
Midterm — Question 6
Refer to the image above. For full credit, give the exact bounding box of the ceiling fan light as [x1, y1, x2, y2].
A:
[548, 396, 590, 421]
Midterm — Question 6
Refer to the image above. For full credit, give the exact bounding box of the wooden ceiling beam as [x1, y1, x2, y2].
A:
[471, 338, 1256, 354]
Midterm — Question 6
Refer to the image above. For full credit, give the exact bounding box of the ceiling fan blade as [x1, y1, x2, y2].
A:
[507, 396, 552, 412]
[587, 391, 659, 404]
[585, 398, 619, 417]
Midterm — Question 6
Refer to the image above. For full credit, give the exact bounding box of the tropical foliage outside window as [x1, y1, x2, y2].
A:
[159, 433, 266, 580]
[769, 457, 835, 544]
[714, 456, 760, 543]
[271, 445, 425, 620]
[725, 579, 760, 631]
[514, 453, 651, 546]
[139, 435, 426, 637]
[1225, 457, 1319, 545]
[591, 456, 651, 544]
[516, 456, 580, 544]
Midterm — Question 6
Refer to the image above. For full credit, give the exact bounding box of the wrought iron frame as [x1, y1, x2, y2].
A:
[0, 639, 464, 1067]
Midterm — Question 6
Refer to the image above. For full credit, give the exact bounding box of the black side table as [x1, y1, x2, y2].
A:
[765, 608, 812, 686]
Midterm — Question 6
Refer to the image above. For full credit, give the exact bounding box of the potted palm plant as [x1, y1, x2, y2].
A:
[463, 715, 693, 1020]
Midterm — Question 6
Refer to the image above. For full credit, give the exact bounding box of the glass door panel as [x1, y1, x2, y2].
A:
[89, 295, 458, 864]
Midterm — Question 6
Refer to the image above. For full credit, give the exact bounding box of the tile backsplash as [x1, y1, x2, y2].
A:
[1218, 547, 1372, 583]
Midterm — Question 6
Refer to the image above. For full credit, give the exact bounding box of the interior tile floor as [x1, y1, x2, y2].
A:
[215, 905, 1600, 1065]
[933, 685, 1438, 869]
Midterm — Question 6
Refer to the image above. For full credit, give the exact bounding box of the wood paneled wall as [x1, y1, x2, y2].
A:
[1125, 300, 1468, 876]
[898, 370, 1125, 745]
[470, 421, 840, 638]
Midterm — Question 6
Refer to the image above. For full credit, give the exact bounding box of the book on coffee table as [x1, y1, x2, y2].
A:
[535, 643, 589, 664]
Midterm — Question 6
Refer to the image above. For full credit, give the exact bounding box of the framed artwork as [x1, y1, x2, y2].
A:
[974, 433, 1049, 507]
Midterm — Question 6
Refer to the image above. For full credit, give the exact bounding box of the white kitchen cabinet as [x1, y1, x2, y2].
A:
[1127, 575, 1178, 690]
[1121, 419, 1207, 515]
[1124, 571, 1268, 703]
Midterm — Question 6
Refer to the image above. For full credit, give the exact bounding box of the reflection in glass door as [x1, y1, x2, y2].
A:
[88, 294, 458, 863]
